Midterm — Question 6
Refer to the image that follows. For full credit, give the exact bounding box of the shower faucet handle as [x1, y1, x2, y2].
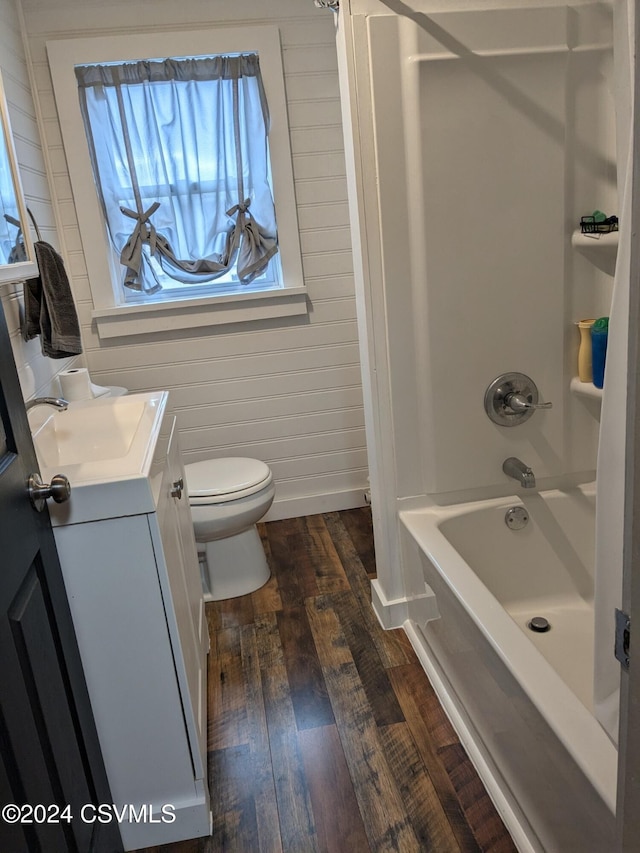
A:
[484, 372, 552, 427]
[504, 392, 553, 413]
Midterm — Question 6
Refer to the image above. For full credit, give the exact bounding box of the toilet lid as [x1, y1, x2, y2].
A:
[185, 457, 272, 504]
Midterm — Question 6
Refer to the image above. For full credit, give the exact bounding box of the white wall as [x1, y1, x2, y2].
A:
[0, 0, 82, 398]
[19, 0, 367, 519]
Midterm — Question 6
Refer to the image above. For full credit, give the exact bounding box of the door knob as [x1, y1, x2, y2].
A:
[28, 472, 71, 512]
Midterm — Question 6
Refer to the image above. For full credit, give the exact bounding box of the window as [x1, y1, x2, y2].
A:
[76, 54, 279, 298]
[48, 27, 305, 338]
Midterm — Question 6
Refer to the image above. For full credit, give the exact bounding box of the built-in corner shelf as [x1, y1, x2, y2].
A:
[571, 229, 619, 251]
[571, 229, 618, 276]
[570, 377, 603, 400]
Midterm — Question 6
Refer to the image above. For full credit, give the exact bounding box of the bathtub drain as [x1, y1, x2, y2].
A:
[528, 616, 551, 633]
[505, 506, 529, 529]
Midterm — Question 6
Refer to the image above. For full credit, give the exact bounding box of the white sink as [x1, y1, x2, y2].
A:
[31, 391, 169, 525]
[34, 397, 148, 467]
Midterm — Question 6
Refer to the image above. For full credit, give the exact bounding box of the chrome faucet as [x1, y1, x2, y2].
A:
[502, 457, 536, 489]
[25, 397, 69, 412]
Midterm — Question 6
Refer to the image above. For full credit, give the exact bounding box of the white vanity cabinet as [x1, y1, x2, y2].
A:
[48, 401, 210, 851]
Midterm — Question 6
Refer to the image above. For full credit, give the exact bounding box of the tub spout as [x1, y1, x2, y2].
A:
[503, 457, 536, 489]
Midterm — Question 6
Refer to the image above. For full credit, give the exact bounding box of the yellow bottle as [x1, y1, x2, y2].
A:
[577, 319, 595, 382]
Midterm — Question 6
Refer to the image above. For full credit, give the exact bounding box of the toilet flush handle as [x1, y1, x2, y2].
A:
[171, 477, 184, 500]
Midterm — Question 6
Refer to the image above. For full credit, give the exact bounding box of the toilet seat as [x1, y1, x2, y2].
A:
[185, 457, 273, 506]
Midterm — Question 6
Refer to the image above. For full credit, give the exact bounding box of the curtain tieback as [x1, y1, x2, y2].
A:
[121, 202, 161, 255]
[226, 198, 251, 218]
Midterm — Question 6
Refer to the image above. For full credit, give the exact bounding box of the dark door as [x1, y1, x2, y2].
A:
[0, 300, 122, 853]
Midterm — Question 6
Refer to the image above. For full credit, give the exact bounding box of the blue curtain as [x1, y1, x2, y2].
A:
[75, 55, 278, 294]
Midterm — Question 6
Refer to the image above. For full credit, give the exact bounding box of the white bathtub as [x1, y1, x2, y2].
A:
[400, 482, 617, 853]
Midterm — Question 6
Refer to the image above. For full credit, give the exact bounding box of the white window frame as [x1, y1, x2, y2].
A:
[47, 27, 306, 339]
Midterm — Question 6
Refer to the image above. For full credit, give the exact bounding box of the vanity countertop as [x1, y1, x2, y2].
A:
[31, 390, 169, 526]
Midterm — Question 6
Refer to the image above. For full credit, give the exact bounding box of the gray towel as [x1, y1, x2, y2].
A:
[23, 241, 82, 359]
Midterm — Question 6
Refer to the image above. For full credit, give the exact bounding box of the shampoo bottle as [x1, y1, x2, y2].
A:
[591, 317, 609, 389]
[577, 319, 595, 382]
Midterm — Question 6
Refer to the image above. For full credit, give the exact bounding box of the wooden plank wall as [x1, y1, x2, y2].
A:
[0, 0, 81, 400]
[21, 0, 368, 518]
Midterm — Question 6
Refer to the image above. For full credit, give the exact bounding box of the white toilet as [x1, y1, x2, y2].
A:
[184, 457, 275, 601]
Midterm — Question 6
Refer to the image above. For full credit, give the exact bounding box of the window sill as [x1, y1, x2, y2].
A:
[92, 286, 308, 339]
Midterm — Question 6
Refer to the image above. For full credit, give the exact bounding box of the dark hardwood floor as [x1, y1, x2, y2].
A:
[135, 508, 516, 853]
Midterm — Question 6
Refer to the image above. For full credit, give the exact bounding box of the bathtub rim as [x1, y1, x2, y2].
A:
[399, 481, 617, 814]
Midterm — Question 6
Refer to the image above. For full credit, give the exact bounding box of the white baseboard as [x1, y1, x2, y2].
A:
[263, 488, 367, 522]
